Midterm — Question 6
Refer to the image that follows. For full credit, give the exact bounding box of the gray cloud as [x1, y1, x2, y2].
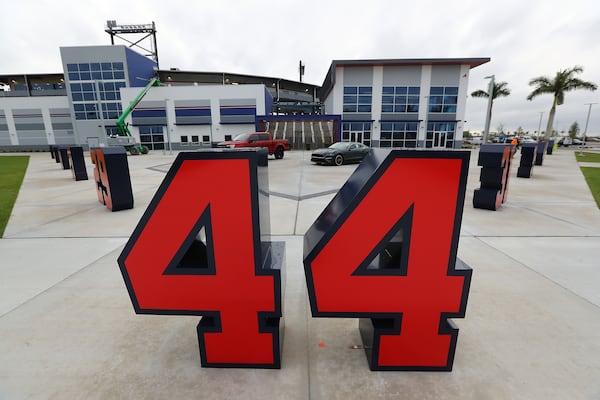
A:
[2, 0, 599, 134]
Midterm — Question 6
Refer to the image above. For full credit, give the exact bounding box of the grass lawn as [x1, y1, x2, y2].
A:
[575, 151, 600, 162]
[0, 156, 29, 237]
[580, 167, 600, 209]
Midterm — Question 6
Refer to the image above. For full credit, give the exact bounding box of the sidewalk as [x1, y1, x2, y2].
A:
[1, 148, 599, 399]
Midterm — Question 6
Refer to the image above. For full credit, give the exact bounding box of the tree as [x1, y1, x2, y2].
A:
[527, 66, 597, 140]
[471, 81, 511, 143]
[568, 121, 580, 139]
[471, 81, 511, 101]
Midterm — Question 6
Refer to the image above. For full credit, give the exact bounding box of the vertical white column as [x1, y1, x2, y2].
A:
[418, 65, 432, 147]
[332, 67, 344, 115]
[5, 109, 19, 145]
[455, 64, 470, 144]
[210, 94, 222, 141]
[165, 97, 175, 153]
[41, 107, 56, 145]
[372, 66, 383, 145]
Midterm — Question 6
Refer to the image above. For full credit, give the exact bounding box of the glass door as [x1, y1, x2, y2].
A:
[350, 131, 363, 143]
[432, 131, 447, 148]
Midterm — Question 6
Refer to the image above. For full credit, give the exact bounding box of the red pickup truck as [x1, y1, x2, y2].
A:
[217, 132, 290, 159]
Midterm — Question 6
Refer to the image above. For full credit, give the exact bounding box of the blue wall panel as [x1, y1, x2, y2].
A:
[125, 48, 157, 88]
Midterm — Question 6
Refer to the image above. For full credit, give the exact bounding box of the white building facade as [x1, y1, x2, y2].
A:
[1, 47, 489, 151]
[119, 84, 272, 150]
[320, 59, 488, 148]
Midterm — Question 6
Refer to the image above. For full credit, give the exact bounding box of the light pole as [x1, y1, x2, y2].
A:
[580, 102, 597, 156]
[537, 111, 543, 140]
[482, 75, 494, 144]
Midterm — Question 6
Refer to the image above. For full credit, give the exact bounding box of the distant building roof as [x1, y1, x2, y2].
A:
[329, 58, 490, 69]
[320, 57, 490, 100]
[156, 69, 319, 95]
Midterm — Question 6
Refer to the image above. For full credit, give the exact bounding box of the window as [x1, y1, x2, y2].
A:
[343, 86, 372, 113]
[75, 103, 99, 120]
[67, 61, 127, 121]
[382, 86, 420, 113]
[139, 126, 165, 150]
[341, 121, 371, 146]
[181, 135, 189, 145]
[105, 127, 118, 137]
[428, 87, 458, 113]
[425, 122, 456, 148]
[101, 102, 122, 119]
[380, 122, 418, 148]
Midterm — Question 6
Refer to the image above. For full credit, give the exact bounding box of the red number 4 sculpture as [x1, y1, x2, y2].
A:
[118, 150, 283, 368]
[304, 149, 472, 371]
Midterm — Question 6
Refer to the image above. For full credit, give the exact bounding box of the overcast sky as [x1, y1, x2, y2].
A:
[2, 0, 599, 135]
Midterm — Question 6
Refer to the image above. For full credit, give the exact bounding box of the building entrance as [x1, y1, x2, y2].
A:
[432, 131, 447, 149]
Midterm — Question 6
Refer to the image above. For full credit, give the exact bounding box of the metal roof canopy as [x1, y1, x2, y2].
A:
[157, 69, 322, 114]
[331, 57, 490, 69]
[157, 69, 319, 91]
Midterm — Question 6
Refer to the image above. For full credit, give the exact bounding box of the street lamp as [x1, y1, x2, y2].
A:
[579, 102, 597, 156]
[482, 75, 494, 144]
[537, 111, 544, 139]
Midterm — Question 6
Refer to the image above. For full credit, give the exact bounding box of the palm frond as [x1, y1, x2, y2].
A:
[527, 86, 551, 101]
[566, 78, 598, 91]
[526, 66, 597, 102]
[471, 90, 489, 98]
[471, 81, 511, 100]
[492, 82, 511, 98]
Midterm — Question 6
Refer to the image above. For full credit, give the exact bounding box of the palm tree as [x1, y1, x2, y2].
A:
[527, 66, 597, 140]
[471, 81, 511, 101]
[471, 81, 511, 141]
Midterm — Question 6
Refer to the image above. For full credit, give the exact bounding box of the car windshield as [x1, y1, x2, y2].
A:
[329, 142, 350, 150]
[232, 133, 250, 142]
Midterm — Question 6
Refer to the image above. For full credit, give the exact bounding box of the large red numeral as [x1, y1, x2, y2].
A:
[118, 150, 282, 368]
[304, 150, 471, 371]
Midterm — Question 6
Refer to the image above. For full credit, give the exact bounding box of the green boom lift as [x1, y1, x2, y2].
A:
[110, 77, 161, 155]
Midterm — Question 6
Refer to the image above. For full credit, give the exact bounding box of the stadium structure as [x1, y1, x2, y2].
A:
[0, 21, 489, 151]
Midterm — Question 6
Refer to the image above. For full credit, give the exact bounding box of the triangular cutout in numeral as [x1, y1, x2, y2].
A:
[163, 205, 216, 275]
[352, 204, 413, 276]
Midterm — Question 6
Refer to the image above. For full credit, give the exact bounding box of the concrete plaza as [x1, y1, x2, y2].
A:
[1, 147, 599, 399]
